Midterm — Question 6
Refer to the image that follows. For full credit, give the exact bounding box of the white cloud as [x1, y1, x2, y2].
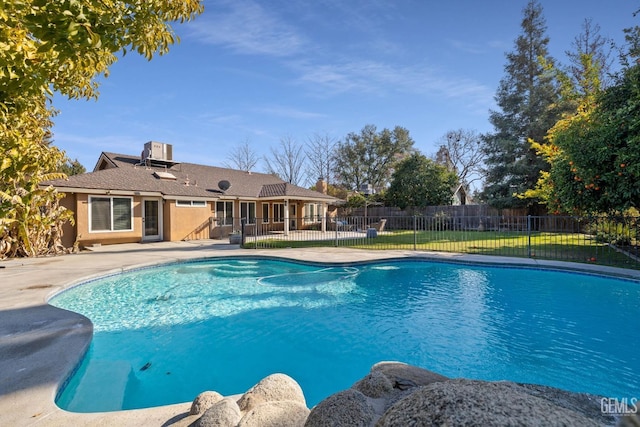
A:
[252, 105, 327, 120]
[188, 0, 305, 56]
[291, 58, 494, 109]
[446, 39, 487, 55]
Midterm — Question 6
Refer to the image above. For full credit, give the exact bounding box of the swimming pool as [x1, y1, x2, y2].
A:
[49, 257, 640, 412]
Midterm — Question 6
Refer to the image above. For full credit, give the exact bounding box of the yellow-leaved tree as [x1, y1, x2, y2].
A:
[0, 0, 203, 257]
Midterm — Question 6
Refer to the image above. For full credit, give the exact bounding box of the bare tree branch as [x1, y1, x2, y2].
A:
[434, 129, 485, 187]
[305, 132, 337, 184]
[565, 18, 614, 90]
[264, 136, 307, 185]
[223, 138, 259, 171]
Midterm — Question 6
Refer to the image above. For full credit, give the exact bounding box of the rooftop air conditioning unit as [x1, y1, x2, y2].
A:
[142, 141, 173, 161]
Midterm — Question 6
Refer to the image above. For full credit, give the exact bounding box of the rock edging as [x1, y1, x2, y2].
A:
[184, 362, 637, 427]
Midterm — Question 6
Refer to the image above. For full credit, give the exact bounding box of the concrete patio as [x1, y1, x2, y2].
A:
[1, 241, 638, 426]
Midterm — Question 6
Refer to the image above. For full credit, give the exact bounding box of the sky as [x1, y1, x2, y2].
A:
[51, 0, 638, 181]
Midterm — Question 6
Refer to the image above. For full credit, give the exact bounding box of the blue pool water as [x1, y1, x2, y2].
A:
[49, 257, 640, 412]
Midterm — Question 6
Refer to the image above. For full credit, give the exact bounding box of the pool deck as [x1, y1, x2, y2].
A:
[2, 241, 639, 426]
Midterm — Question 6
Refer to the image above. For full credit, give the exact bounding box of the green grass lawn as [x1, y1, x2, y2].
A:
[246, 230, 638, 269]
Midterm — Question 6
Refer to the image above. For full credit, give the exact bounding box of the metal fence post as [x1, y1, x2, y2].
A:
[254, 220, 258, 249]
[413, 215, 417, 251]
[241, 218, 246, 247]
[527, 215, 531, 257]
[335, 218, 339, 247]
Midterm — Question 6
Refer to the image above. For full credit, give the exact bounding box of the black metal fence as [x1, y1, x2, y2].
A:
[235, 215, 640, 270]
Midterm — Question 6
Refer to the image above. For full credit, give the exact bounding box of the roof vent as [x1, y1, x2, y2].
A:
[218, 180, 231, 191]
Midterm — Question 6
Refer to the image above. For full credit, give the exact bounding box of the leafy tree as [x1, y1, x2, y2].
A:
[536, 63, 640, 214]
[59, 158, 87, 176]
[386, 153, 458, 209]
[523, 16, 633, 214]
[565, 19, 614, 91]
[434, 129, 484, 188]
[0, 97, 72, 257]
[621, 9, 640, 65]
[325, 183, 350, 200]
[333, 125, 414, 192]
[481, 0, 561, 209]
[265, 136, 307, 185]
[1, 0, 203, 257]
[345, 192, 367, 209]
[224, 138, 259, 171]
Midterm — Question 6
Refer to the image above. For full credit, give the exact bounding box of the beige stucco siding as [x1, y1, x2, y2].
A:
[73, 193, 143, 247]
[166, 201, 213, 241]
[59, 194, 78, 249]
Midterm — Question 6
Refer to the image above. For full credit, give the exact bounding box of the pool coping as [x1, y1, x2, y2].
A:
[2, 241, 639, 426]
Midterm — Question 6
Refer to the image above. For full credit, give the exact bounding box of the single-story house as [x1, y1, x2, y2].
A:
[43, 142, 341, 248]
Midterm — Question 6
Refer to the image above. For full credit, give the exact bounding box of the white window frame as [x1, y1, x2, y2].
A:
[176, 200, 207, 207]
[262, 203, 269, 224]
[304, 203, 322, 224]
[89, 196, 134, 232]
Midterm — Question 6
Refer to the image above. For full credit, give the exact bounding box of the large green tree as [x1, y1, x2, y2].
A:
[537, 62, 640, 214]
[523, 15, 638, 215]
[1, 0, 203, 257]
[333, 125, 414, 192]
[385, 153, 458, 209]
[480, 0, 561, 209]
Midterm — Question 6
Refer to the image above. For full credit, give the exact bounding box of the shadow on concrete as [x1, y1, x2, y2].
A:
[0, 304, 92, 398]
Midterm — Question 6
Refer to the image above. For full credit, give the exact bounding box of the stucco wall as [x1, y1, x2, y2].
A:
[59, 194, 77, 249]
[74, 194, 143, 247]
[166, 201, 213, 241]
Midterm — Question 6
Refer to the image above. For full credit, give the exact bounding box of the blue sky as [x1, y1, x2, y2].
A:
[51, 0, 638, 179]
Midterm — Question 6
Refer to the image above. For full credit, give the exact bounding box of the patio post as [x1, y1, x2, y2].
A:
[284, 200, 290, 236]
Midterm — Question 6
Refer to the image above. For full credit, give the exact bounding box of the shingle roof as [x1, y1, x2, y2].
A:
[44, 152, 339, 202]
[259, 183, 331, 198]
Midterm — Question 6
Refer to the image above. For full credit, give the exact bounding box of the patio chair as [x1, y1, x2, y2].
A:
[370, 218, 387, 232]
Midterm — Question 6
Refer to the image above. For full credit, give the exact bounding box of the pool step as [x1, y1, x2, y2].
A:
[64, 359, 134, 412]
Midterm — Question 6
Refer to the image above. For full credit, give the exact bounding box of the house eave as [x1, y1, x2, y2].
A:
[45, 187, 163, 197]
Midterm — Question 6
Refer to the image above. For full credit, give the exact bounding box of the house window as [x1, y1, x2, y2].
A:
[262, 204, 269, 224]
[304, 203, 322, 224]
[176, 200, 207, 207]
[90, 196, 133, 232]
[240, 201, 256, 224]
[273, 203, 285, 223]
[216, 201, 233, 226]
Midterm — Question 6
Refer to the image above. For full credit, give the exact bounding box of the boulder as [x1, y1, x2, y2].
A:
[376, 379, 602, 427]
[617, 414, 640, 427]
[195, 398, 242, 427]
[369, 361, 449, 388]
[238, 400, 310, 427]
[237, 373, 306, 412]
[515, 382, 617, 425]
[352, 369, 394, 399]
[189, 391, 224, 416]
[353, 361, 452, 414]
[305, 389, 375, 427]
